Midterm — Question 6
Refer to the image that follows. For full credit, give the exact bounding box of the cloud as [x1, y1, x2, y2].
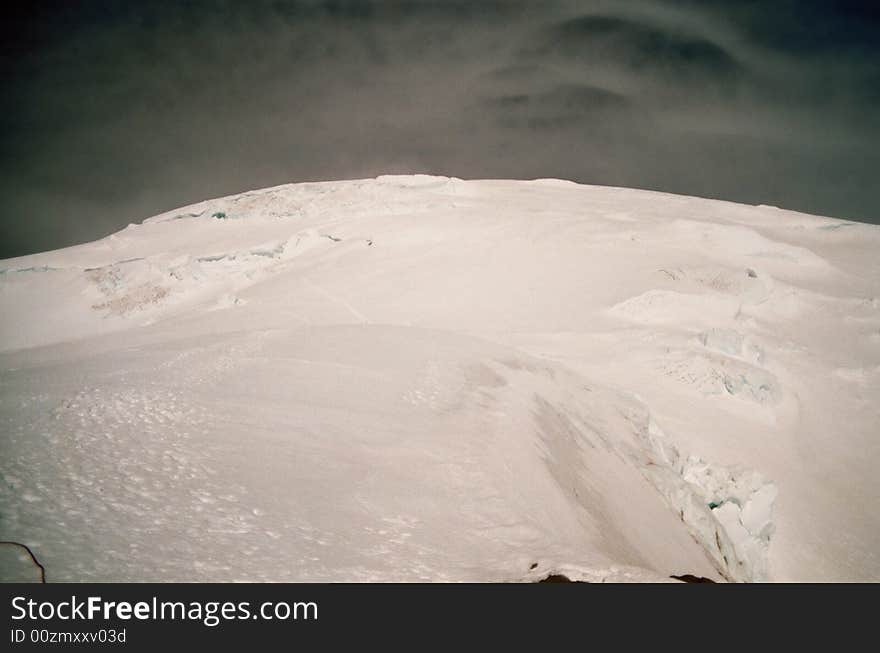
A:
[529, 13, 743, 83]
[1, 0, 878, 258]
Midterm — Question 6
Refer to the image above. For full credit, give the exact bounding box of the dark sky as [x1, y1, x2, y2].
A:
[2, 0, 879, 259]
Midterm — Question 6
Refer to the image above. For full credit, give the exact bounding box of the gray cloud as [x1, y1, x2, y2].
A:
[2, 0, 878, 258]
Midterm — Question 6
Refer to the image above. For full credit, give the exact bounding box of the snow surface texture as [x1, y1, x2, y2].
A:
[1, 175, 878, 582]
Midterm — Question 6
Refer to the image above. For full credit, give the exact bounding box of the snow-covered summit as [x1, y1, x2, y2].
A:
[1, 176, 878, 581]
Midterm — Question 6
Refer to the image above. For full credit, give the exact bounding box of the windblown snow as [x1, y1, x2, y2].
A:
[1, 175, 878, 582]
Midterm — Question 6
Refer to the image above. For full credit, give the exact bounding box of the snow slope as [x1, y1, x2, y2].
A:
[1, 175, 878, 582]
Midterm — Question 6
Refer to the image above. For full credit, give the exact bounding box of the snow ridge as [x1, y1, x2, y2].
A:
[2, 175, 878, 582]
